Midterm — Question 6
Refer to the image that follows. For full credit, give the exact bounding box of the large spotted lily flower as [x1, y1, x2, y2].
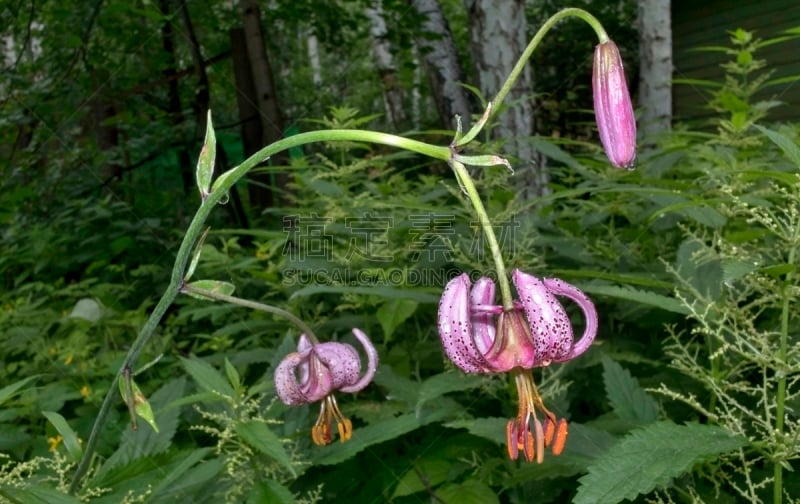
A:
[438, 270, 597, 463]
[275, 329, 378, 445]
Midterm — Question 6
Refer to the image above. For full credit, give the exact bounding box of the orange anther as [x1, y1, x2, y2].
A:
[338, 418, 353, 442]
[506, 420, 519, 460]
[523, 431, 535, 463]
[551, 419, 568, 456]
[542, 417, 555, 447]
[534, 418, 545, 464]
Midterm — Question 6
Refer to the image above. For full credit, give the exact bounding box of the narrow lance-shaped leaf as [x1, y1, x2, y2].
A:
[754, 124, 800, 167]
[119, 375, 160, 433]
[43, 410, 83, 462]
[184, 227, 211, 282]
[184, 279, 236, 300]
[196, 110, 216, 200]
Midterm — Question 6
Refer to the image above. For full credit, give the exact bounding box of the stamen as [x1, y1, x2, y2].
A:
[533, 418, 545, 464]
[507, 369, 568, 463]
[506, 420, 519, 460]
[551, 418, 568, 456]
[523, 429, 535, 462]
[311, 395, 354, 446]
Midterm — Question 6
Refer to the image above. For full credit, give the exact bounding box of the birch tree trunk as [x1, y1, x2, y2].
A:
[239, 0, 291, 211]
[466, 0, 546, 198]
[307, 31, 323, 87]
[365, 2, 406, 128]
[637, 0, 672, 142]
[411, 0, 472, 129]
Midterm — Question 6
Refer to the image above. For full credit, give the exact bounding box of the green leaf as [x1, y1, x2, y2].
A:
[98, 379, 185, 478]
[149, 447, 212, 498]
[721, 259, 757, 284]
[579, 284, 689, 314]
[42, 411, 83, 462]
[738, 169, 800, 185]
[118, 378, 159, 434]
[184, 280, 235, 300]
[754, 124, 800, 166]
[185, 227, 211, 282]
[0, 485, 84, 504]
[445, 417, 506, 445]
[235, 420, 296, 476]
[759, 263, 795, 277]
[247, 480, 296, 504]
[416, 373, 485, 415]
[649, 200, 727, 228]
[224, 358, 241, 392]
[376, 299, 418, 342]
[601, 357, 660, 423]
[180, 356, 235, 398]
[196, 110, 216, 197]
[314, 410, 449, 466]
[0, 375, 39, 406]
[372, 365, 418, 405]
[437, 480, 499, 504]
[574, 422, 747, 504]
[550, 269, 673, 290]
[290, 284, 439, 303]
[392, 458, 452, 498]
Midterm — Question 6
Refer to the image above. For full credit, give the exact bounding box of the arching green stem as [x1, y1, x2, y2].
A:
[455, 8, 608, 148]
[68, 128, 503, 494]
[181, 283, 319, 343]
[449, 156, 513, 310]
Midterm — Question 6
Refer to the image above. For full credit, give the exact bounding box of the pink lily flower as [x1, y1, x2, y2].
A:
[275, 328, 378, 445]
[438, 270, 597, 462]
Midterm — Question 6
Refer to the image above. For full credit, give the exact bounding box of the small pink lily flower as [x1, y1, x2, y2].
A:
[438, 270, 597, 463]
[275, 328, 378, 445]
[593, 40, 637, 169]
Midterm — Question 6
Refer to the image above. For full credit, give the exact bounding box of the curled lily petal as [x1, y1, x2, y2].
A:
[512, 269, 573, 365]
[543, 278, 598, 361]
[312, 342, 360, 394]
[297, 334, 313, 383]
[470, 276, 498, 355]
[437, 273, 491, 373]
[339, 328, 379, 393]
[275, 351, 317, 405]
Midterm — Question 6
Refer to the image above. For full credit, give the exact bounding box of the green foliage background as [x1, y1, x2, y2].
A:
[1, 2, 799, 503]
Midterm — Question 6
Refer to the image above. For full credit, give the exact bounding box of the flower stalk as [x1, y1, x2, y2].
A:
[68, 127, 503, 494]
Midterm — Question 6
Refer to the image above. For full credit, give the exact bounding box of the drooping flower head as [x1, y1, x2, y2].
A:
[593, 40, 637, 169]
[275, 328, 378, 445]
[438, 270, 597, 462]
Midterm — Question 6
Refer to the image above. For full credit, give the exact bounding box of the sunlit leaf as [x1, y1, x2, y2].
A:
[196, 111, 216, 198]
[42, 411, 83, 461]
[376, 299, 418, 342]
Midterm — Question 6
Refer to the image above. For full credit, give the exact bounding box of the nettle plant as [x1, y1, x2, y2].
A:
[533, 27, 800, 503]
[653, 29, 800, 503]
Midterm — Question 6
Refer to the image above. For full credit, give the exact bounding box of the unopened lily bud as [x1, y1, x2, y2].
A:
[593, 40, 636, 169]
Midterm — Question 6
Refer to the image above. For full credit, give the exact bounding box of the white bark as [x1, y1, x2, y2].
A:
[466, 0, 545, 198]
[411, 0, 471, 128]
[307, 31, 322, 87]
[412, 46, 421, 127]
[637, 0, 672, 141]
[365, 2, 406, 127]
